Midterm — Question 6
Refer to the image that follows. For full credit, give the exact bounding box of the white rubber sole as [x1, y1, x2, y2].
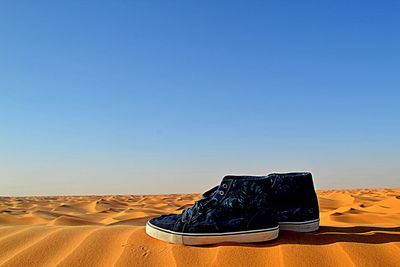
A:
[279, 218, 320, 232]
[146, 221, 279, 245]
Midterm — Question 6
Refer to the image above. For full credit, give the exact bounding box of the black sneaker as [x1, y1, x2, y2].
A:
[268, 172, 320, 232]
[146, 175, 279, 245]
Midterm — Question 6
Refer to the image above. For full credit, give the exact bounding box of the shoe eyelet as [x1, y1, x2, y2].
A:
[222, 183, 228, 189]
[219, 191, 224, 196]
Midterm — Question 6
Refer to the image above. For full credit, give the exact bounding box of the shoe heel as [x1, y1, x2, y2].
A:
[279, 219, 319, 232]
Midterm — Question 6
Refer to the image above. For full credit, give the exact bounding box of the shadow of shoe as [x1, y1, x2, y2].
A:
[203, 226, 400, 247]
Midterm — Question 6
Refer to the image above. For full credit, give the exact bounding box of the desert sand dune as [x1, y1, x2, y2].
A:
[0, 189, 399, 266]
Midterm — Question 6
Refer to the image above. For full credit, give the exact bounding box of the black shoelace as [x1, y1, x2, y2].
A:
[181, 185, 219, 223]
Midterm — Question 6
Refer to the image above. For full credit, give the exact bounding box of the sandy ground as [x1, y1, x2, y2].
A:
[0, 188, 399, 267]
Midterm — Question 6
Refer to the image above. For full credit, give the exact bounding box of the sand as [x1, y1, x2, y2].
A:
[0, 188, 399, 267]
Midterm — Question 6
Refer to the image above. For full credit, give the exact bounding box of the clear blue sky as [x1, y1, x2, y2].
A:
[1, 1, 399, 196]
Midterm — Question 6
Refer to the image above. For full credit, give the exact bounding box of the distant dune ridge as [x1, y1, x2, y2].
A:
[0, 189, 399, 266]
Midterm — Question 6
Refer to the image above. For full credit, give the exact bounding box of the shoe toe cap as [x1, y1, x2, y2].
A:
[148, 214, 182, 231]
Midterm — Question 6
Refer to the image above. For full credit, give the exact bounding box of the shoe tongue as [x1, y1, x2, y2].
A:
[201, 185, 219, 199]
[221, 175, 265, 181]
[221, 175, 245, 181]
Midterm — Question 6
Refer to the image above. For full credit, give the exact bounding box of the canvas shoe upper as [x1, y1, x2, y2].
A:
[146, 175, 279, 245]
[268, 172, 320, 232]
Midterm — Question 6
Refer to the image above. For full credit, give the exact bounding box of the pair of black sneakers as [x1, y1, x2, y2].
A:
[146, 172, 319, 245]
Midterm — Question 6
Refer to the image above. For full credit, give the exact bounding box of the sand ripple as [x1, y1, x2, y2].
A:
[0, 189, 399, 266]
